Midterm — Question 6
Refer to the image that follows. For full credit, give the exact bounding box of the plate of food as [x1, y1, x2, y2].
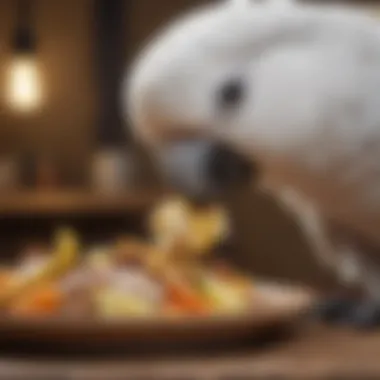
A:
[0, 197, 314, 349]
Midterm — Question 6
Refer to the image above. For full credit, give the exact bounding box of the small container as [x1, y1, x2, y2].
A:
[35, 158, 60, 190]
[0, 155, 19, 191]
[91, 148, 134, 195]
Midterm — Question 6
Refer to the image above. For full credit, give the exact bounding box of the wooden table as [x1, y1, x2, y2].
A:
[1, 323, 380, 380]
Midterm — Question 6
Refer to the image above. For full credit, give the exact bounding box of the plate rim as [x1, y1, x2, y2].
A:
[0, 280, 315, 333]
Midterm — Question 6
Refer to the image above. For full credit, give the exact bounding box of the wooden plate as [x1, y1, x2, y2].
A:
[0, 281, 314, 353]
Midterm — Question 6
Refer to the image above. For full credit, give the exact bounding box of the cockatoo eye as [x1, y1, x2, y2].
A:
[217, 78, 245, 111]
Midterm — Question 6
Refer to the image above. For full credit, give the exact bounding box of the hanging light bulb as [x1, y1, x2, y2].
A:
[7, 54, 42, 112]
[7, 0, 42, 113]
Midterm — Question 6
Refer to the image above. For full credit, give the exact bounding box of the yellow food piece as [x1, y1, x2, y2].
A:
[150, 197, 229, 255]
[0, 227, 79, 306]
[49, 227, 80, 275]
[86, 248, 112, 270]
[149, 197, 189, 250]
[95, 288, 155, 318]
[186, 206, 229, 254]
[201, 276, 249, 313]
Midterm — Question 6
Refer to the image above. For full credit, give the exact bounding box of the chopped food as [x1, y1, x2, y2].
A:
[165, 280, 210, 315]
[201, 275, 251, 313]
[95, 288, 157, 318]
[0, 228, 79, 307]
[0, 197, 255, 319]
[9, 284, 64, 316]
[150, 196, 230, 255]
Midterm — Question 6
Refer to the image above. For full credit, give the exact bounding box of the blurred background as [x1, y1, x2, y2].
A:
[0, 0, 373, 290]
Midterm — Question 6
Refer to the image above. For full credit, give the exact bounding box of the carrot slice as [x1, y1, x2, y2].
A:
[166, 282, 210, 315]
[10, 285, 63, 316]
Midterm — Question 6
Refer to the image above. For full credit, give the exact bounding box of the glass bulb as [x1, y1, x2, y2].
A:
[7, 55, 42, 112]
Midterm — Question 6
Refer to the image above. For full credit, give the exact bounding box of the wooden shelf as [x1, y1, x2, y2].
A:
[0, 190, 162, 217]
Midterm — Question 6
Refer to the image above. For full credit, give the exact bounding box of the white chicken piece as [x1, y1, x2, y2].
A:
[125, 0, 380, 327]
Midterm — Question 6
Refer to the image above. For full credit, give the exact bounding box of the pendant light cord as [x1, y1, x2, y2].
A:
[13, 0, 35, 53]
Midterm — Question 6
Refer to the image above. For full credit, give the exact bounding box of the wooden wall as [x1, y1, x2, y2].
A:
[0, 0, 95, 185]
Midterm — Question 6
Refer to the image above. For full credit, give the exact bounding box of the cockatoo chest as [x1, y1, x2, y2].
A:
[262, 139, 380, 246]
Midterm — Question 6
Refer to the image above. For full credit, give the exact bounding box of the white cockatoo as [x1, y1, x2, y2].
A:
[125, 0, 380, 326]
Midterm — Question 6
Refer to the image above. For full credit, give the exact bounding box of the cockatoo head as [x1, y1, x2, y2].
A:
[124, 0, 376, 199]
